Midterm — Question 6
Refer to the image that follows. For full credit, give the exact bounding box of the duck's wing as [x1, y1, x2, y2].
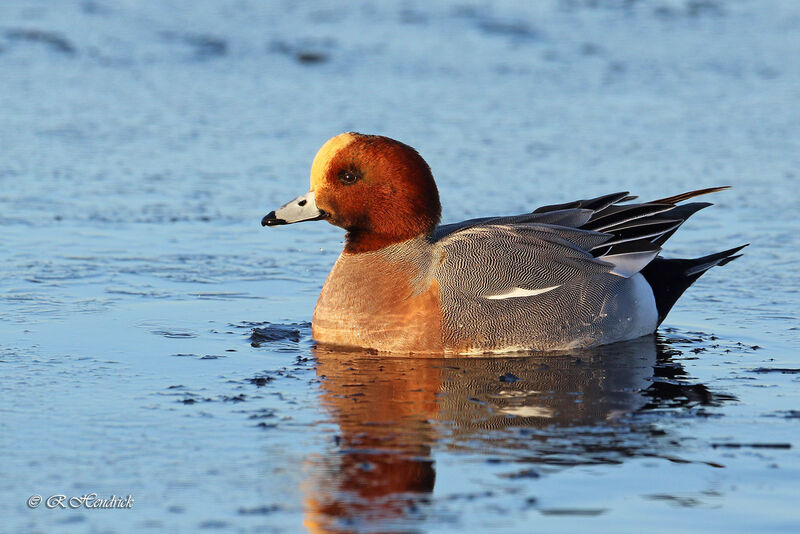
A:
[431, 191, 632, 241]
[432, 223, 656, 300]
[432, 187, 729, 258]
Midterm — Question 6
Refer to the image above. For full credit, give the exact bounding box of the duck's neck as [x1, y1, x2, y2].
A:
[343, 230, 428, 254]
[343, 211, 440, 253]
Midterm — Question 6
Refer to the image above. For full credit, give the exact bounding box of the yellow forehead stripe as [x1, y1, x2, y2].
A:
[310, 133, 356, 189]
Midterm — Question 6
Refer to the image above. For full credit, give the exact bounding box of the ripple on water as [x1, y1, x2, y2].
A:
[151, 329, 197, 339]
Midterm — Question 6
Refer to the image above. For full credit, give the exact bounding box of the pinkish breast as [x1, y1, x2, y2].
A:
[312, 251, 443, 353]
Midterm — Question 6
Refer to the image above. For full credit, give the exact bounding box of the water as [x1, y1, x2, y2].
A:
[1, 0, 799, 532]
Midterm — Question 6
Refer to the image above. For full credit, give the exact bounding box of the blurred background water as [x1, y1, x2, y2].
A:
[1, 0, 799, 532]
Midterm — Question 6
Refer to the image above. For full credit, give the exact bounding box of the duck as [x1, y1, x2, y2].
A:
[262, 132, 746, 354]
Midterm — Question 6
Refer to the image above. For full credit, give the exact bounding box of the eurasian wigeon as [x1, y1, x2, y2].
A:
[262, 133, 745, 354]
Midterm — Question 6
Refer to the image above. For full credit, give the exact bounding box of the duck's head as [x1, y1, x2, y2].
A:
[262, 133, 441, 253]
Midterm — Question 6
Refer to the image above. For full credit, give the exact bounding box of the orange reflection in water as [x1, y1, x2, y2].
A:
[302, 336, 718, 533]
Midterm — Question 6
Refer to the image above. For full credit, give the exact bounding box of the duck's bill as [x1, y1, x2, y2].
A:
[262, 190, 326, 227]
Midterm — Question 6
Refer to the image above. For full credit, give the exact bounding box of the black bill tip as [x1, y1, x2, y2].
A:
[261, 211, 286, 227]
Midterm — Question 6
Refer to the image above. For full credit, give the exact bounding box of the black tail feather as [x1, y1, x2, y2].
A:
[641, 244, 748, 324]
[683, 244, 749, 276]
[533, 191, 630, 214]
[649, 203, 712, 247]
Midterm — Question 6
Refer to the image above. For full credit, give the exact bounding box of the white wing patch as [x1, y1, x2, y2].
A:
[602, 250, 660, 278]
[485, 285, 560, 300]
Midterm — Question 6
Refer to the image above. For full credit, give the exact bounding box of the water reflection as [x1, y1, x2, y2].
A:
[303, 335, 732, 533]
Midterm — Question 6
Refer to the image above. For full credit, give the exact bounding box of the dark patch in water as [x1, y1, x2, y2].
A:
[81, 1, 110, 15]
[183, 35, 227, 59]
[477, 19, 539, 40]
[749, 367, 800, 374]
[644, 494, 702, 507]
[270, 40, 333, 65]
[452, 4, 540, 40]
[499, 468, 540, 479]
[162, 31, 228, 59]
[256, 422, 277, 429]
[248, 376, 274, 387]
[580, 42, 602, 55]
[766, 410, 800, 419]
[247, 409, 276, 420]
[249, 324, 302, 346]
[655, 0, 725, 18]
[5, 28, 76, 54]
[539, 508, 607, 516]
[443, 490, 495, 501]
[498, 372, 520, 383]
[641, 379, 734, 409]
[711, 442, 791, 450]
[296, 51, 328, 64]
[238, 504, 281, 515]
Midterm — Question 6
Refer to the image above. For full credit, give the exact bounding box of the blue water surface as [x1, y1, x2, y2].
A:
[1, 1, 799, 532]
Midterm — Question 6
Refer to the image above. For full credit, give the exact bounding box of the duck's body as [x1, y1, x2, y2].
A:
[312, 236, 659, 354]
[263, 133, 745, 354]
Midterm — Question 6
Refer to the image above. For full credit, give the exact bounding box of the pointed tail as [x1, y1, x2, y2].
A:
[640, 244, 748, 324]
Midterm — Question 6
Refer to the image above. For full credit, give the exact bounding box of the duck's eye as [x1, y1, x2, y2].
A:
[338, 169, 361, 185]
